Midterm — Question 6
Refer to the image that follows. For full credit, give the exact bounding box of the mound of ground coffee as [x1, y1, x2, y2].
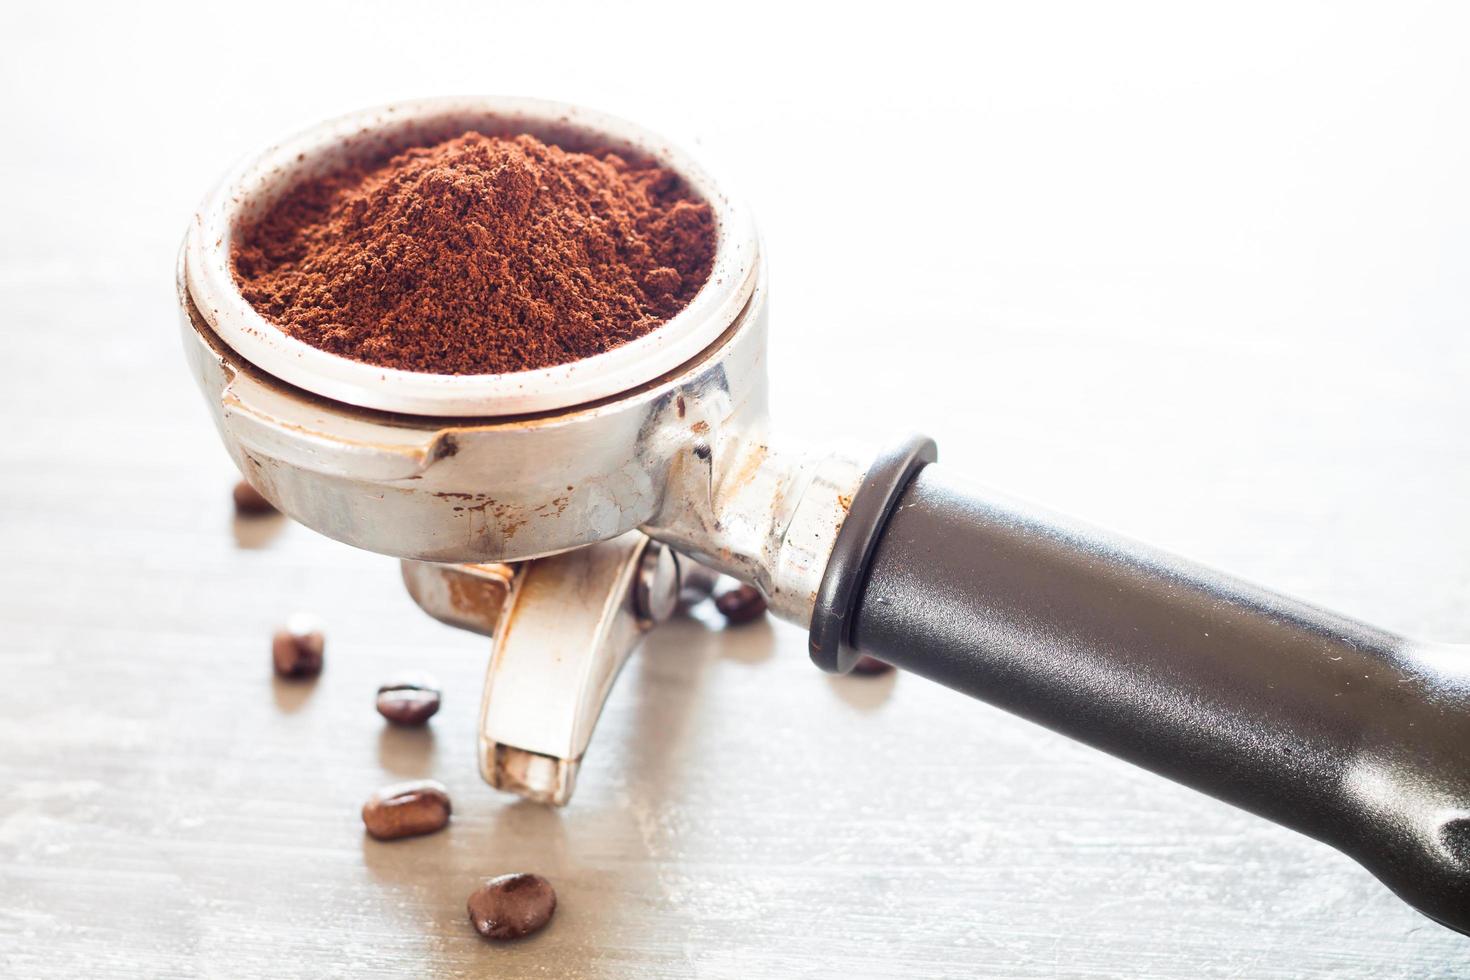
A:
[232, 131, 716, 375]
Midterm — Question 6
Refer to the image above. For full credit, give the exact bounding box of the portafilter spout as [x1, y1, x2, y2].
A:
[180, 96, 1470, 936]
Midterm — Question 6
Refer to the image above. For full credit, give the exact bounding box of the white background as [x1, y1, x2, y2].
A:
[2, 2, 1469, 976]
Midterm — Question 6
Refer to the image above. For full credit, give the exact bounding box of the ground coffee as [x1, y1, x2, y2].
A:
[232, 131, 716, 375]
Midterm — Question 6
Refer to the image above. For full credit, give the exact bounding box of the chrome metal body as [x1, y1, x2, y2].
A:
[177, 97, 868, 805]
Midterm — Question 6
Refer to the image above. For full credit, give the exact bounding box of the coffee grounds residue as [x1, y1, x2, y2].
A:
[231, 131, 716, 375]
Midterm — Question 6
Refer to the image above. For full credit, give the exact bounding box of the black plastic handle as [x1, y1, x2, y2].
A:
[818, 456, 1470, 935]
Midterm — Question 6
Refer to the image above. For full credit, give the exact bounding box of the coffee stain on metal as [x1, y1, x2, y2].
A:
[727, 442, 769, 495]
[444, 565, 512, 629]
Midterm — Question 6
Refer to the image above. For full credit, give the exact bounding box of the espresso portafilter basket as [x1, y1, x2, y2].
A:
[180, 97, 1470, 935]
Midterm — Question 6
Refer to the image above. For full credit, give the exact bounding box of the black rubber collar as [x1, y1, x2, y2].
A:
[809, 434, 937, 673]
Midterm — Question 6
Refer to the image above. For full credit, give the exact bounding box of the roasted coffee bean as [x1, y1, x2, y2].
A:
[851, 655, 894, 676]
[232, 479, 277, 517]
[467, 873, 557, 941]
[714, 584, 766, 625]
[361, 779, 452, 840]
[271, 615, 324, 678]
[376, 672, 441, 725]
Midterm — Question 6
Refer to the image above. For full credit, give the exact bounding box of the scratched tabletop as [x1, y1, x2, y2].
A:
[2, 3, 1469, 977]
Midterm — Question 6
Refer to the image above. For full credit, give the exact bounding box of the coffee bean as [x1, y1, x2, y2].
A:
[714, 583, 766, 625]
[851, 655, 894, 676]
[467, 873, 557, 941]
[272, 615, 324, 678]
[361, 779, 452, 840]
[376, 672, 441, 725]
[232, 479, 277, 517]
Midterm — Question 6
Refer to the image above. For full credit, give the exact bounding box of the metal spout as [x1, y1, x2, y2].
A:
[401, 533, 685, 805]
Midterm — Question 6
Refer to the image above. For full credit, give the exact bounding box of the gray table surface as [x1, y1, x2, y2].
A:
[3, 2, 1469, 976]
